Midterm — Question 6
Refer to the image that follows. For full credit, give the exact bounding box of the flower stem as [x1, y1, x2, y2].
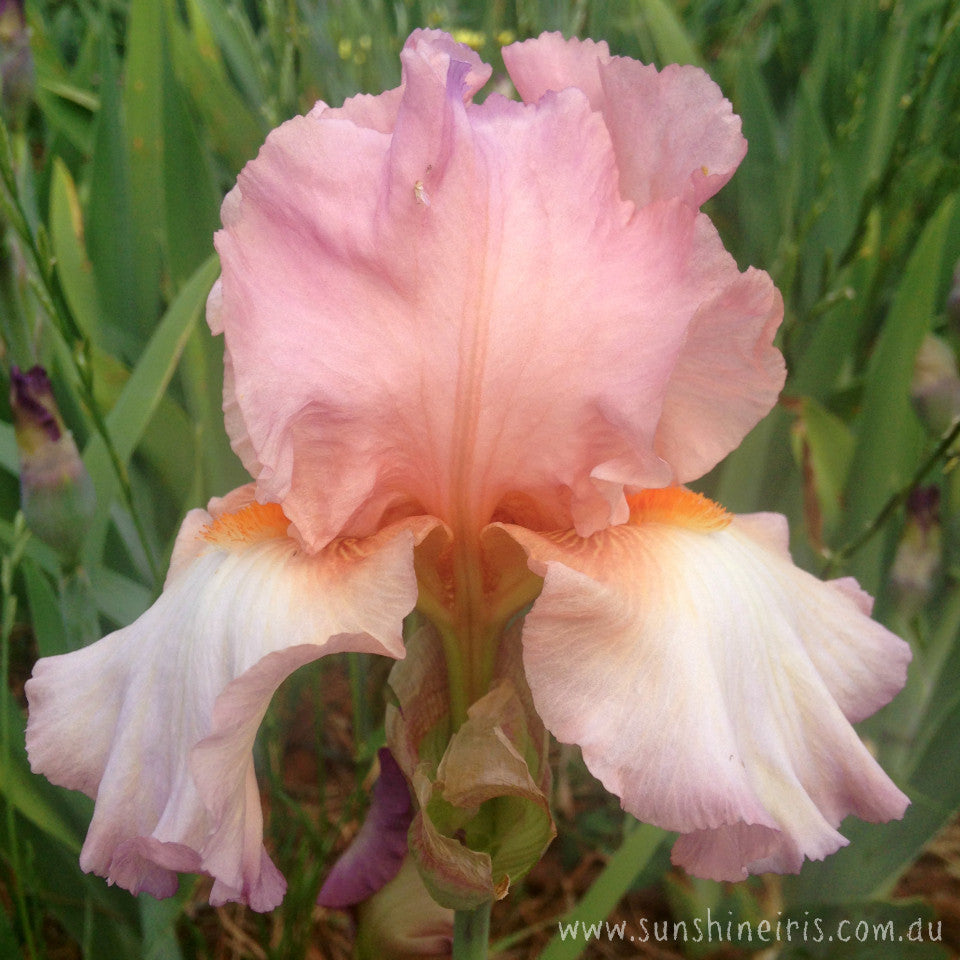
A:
[453, 902, 492, 960]
[823, 416, 960, 575]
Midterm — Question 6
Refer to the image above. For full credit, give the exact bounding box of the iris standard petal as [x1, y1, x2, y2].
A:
[26, 492, 435, 909]
[500, 488, 909, 881]
[316, 27, 491, 133]
[503, 34, 785, 483]
[214, 31, 783, 548]
[503, 32, 748, 208]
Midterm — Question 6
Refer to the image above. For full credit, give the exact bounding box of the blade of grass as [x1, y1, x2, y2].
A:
[0, 422, 16, 476]
[189, 0, 270, 117]
[87, 564, 153, 626]
[0, 737, 82, 855]
[861, 2, 914, 188]
[21, 559, 68, 657]
[160, 52, 222, 289]
[837, 192, 958, 590]
[82, 254, 220, 571]
[122, 0, 165, 333]
[0, 515, 40, 960]
[633, 0, 702, 67]
[49, 157, 102, 343]
[534, 821, 664, 960]
[167, 10, 265, 173]
[87, 23, 139, 354]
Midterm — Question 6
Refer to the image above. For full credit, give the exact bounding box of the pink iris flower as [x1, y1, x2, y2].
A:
[26, 30, 909, 911]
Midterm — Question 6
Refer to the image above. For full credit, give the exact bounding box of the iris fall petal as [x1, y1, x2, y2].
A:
[26, 492, 435, 908]
[500, 489, 910, 881]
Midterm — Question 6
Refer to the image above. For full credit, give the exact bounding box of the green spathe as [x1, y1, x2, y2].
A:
[386, 626, 554, 911]
[408, 680, 555, 911]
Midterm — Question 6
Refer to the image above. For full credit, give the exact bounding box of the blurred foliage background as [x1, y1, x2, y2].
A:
[0, 0, 958, 957]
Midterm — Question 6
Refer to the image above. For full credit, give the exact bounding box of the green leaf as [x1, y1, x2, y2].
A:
[787, 397, 855, 546]
[50, 157, 102, 343]
[778, 901, 948, 959]
[161, 51, 222, 288]
[87, 25, 139, 352]
[37, 78, 99, 112]
[633, 0, 702, 67]
[784, 778, 958, 909]
[168, 9, 265, 173]
[31, 28, 97, 153]
[179, 328, 246, 507]
[87, 564, 153, 626]
[35, 84, 95, 154]
[83, 254, 219, 491]
[0, 906, 20, 959]
[0, 759, 81, 855]
[711, 406, 802, 523]
[22, 559, 68, 657]
[139, 895, 186, 960]
[122, 0, 165, 328]
[0, 422, 17, 476]
[84, 346, 200, 511]
[663, 873, 763, 955]
[860, 3, 915, 188]
[82, 254, 220, 561]
[188, 0, 269, 113]
[537, 820, 665, 960]
[0, 518, 59, 575]
[14, 820, 144, 957]
[790, 211, 883, 399]
[788, 77, 858, 311]
[0, 702, 82, 854]
[907, 587, 960, 766]
[730, 53, 785, 266]
[839, 192, 958, 590]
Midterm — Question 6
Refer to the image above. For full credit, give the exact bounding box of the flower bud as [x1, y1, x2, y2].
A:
[10, 365, 95, 564]
[890, 486, 941, 615]
[0, 0, 33, 127]
[910, 334, 960, 436]
[947, 260, 960, 331]
[318, 748, 412, 910]
[354, 858, 452, 960]
[319, 749, 453, 959]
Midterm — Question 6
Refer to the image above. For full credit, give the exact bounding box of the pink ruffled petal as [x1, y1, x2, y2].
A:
[499, 489, 909, 881]
[653, 233, 785, 482]
[312, 88, 404, 133]
[502, 33, 609, 109]
[503, 37, 779, 467]
[314, 29, 491, 134]
[503, 33, 747, 208]
[26, 495, 435, 909]
[214, 32, 782, 545]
